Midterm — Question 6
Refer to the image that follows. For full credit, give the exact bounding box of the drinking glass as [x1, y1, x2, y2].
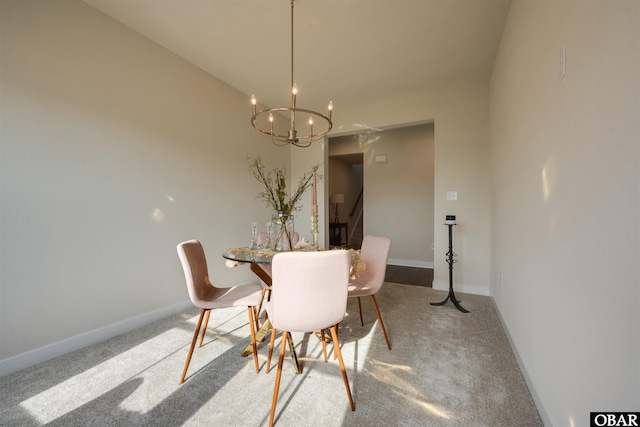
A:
[250, 222, 258, 249]
[265, 221, 273, 249]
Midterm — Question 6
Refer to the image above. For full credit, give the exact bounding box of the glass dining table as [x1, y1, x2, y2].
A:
[222, 247, 276, 287]
[222, 245, 364, 284]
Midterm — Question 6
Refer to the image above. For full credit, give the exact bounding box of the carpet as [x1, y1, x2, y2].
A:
[0, 283, 542, 426]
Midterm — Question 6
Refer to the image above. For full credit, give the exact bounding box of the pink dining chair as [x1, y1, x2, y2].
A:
[349, 235, 392, 350]
[255, 231, 299, 313]
[266, 250, 355, 426]
[176, 239, 264, 384]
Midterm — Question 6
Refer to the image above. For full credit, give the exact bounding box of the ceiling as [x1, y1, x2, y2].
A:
[84, 0, 511, 115]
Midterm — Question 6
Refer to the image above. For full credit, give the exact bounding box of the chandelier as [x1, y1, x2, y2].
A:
[250, 0, 333, 148]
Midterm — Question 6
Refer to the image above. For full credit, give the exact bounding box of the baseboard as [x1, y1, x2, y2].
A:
[387, 258, 434, 269]
[489, 297, 552, 426]
[432, 281, 490, 296]
[0, 299, 193, 379]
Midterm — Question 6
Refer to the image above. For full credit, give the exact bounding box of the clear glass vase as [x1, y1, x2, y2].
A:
[272, 212, 294, 251]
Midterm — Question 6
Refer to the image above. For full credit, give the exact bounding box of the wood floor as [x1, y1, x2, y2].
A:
[384, 265, 433, 287]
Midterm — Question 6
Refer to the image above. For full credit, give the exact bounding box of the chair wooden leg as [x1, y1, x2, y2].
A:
[269, 331, 289, 427]
[357, 297, 364, 326]
[247, 306, 260, 373]
[180, 308, 207, 384]
[198, 309, 211, 348]
[252, 306, 260, 333]
[330, 325, 355, 411]
[334, 323, 339, 360]
[267, 327, 277, 374]
[371, 295, 391, 350]
[257, 289, 267, 315]
[320, 329, 328, 362]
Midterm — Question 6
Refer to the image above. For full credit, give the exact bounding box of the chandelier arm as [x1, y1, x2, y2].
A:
[252, 108, 333, 125]
[252, 107, 332, 144]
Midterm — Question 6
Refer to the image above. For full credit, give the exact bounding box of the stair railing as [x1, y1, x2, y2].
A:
[349, 206, 363, 246]
[349, 189, 363, 217]
[348, 188, 364, 247]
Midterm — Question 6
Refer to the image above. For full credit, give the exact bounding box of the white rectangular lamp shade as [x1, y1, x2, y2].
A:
[330, 194, 344, 204]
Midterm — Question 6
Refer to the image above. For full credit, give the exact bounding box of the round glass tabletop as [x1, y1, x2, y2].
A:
[222, 248, 276, 264]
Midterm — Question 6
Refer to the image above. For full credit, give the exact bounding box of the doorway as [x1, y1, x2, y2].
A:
[328, 153, 364, 248]
[327, 123, 435, 268]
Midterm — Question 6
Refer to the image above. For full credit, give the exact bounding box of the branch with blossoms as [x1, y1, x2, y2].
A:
[247, 155, 322, 216]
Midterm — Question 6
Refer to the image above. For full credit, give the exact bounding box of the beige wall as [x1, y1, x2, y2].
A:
[331, 83, 492, 296]
[490, 1, 640, 425]
[328, 124, 435, 267]
[0, 0, 289, 373]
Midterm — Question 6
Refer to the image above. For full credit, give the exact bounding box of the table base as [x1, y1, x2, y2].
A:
[241, 319, 301, 374]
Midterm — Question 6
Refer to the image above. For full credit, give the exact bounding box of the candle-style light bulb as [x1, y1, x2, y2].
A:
[251, 94, 257, 115]
[291, 83, 298, 109]
[291, 84, 297, 110]
[328, 101, 333, 120]
[308, 117, 313, 137]
[269, 113, 274, 135]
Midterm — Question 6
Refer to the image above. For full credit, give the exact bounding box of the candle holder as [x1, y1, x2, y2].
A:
[311, 206, 319, 250]
[431, 215, 469, 313]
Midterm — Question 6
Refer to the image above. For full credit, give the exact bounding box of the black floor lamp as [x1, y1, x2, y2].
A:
[331, 193, 344, 223]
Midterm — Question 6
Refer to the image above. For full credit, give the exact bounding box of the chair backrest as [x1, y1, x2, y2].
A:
[355, 235, 392, 293]
[177, 240, 213, 307]
[270, 250, 351, 332]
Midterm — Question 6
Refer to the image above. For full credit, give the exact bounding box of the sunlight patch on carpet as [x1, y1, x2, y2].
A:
[19, 328, 186, 423]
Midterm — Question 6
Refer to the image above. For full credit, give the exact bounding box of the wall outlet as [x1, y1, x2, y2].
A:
[447, 191, 458, 201]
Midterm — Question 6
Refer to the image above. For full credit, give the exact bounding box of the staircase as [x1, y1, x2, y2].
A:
[347, 189, 363, 249]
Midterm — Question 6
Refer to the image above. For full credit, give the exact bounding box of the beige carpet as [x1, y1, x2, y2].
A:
[0, 283, 542, 426]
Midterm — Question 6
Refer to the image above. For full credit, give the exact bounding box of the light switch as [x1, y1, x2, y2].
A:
[447, 191, 458, 201]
